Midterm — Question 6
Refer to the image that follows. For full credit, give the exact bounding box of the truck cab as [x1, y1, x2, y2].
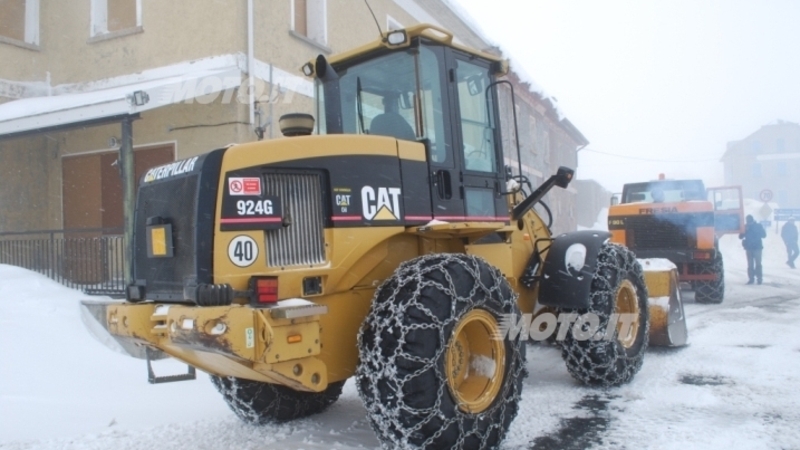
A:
[608, 176, 743, 303]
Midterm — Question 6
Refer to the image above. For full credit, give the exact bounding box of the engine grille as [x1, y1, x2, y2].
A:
[264, 172, 326, 267]
[625, 215, 696, 250]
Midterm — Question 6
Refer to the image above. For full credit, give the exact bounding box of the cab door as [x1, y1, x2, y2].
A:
[416, 43, 505, 222]
[417, 43, 466, 220]
[446, 51, 505, 221]
[708, 186, 745, 235]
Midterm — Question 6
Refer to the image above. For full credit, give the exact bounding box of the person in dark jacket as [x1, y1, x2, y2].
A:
[739, 214, 766, 284]
[781, 217, 798, 268]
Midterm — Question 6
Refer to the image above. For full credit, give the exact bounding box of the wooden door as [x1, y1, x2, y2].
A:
[61, 144, 174, 284]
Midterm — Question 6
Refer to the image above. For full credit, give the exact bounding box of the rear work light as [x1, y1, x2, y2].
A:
[249, 276, 278, 306]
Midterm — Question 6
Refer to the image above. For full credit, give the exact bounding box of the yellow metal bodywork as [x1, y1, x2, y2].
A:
[99, 124, 689, 400]
[206, 136, 425, 386]
[103, 129, 686, 392]
[641, 262, 688, 347]
[445, 309, 505, 414]
[107, 302, 328, 391]
[614, 279, 641, 349]
[104, 134, 551, 391]
[203, 135, 553, 384]
[317, 24, 506, 75]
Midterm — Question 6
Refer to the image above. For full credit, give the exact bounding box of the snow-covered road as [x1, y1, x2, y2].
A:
[2, 232, 799, 450]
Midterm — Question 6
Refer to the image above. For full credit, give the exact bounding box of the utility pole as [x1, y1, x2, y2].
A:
[120, 116, 135, 284]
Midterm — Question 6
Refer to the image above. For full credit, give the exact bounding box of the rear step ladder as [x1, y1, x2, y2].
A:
[146, 347, 196, 384]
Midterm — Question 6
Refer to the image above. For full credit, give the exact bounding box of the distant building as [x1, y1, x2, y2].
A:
[573, 179, 611, 228]
[721, 121, 800, 208]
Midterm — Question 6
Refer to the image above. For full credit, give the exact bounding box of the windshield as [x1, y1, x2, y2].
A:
[315, 44, 498, 175]
[317, 50, 418, 140]
[622, 180, 706, 203]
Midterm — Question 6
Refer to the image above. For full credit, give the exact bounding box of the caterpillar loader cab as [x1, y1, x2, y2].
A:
[608, 175, 744, 304]
[82, 24, 685, 450]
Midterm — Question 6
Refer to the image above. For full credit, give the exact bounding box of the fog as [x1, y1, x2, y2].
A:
[453, 0, 800, 193]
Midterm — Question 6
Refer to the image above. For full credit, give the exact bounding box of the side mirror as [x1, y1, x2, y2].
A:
[554, 166, 574, 188]
[511, 166, 574, 221]
[610, 195, 620, 206]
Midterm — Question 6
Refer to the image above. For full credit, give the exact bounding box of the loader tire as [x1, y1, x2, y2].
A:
[210, 376, 344, 424]
[558, 243, 649, 387]
[356, 254, 526, 450]
[694, 252, 724, 304]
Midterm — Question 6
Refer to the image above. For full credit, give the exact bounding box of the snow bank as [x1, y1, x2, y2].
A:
[0, 265, 227, 444]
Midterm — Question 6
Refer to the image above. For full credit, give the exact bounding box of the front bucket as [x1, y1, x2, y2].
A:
[80, 299, 166, 360]
[640, 259, 688, 347]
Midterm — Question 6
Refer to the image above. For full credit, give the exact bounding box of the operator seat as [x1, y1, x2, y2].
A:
[369, 112, 416, 141]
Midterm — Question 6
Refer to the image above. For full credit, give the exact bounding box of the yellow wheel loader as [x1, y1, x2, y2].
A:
[83, 24, 686, 449]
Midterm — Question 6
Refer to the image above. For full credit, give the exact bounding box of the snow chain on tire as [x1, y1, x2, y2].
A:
[694, 250, 724, 304]
[357, 253, 526, 450]
[210, 376, 344, 424]
[558, 242, 650, 387]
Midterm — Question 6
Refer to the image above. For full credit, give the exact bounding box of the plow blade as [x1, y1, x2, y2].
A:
[79, 300, 166, 360]
[641, 260, 688, 347]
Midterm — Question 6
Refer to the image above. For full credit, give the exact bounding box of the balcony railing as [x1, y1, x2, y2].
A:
[0, 228, 126, 298]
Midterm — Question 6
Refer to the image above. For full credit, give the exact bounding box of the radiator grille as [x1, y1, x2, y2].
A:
[626, 215, 696, 250]
[264, 173, 326, 267]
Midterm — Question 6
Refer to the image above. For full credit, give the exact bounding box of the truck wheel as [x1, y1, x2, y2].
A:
[210, 376, 344, 424]
[694, 252, 724, 304]
[356, 254, 526, 450]
[558, 243, 649, 387]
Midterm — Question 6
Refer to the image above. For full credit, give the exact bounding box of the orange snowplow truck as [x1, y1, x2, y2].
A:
[608, 176, 744, 303]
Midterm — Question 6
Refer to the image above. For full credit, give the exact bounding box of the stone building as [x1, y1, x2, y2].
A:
[573, 179, 611, 229]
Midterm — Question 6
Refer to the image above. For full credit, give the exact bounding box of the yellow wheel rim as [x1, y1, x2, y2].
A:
[445, 309, 505, 414]
[615, 279, 641, 349]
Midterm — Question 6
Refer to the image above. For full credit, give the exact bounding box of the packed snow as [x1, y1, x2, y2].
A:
[2, 227, 800, 449]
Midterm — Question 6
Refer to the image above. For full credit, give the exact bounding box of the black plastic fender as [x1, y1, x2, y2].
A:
[537, 230, 612, 309]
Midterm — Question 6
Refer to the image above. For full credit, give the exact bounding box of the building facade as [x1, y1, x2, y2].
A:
[721, 121, 800, 208]
[573, 179, 611, 229]
[0, 0, 587, 237]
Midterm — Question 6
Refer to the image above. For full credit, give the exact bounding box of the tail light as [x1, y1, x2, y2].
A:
[249, 276, 278, 306]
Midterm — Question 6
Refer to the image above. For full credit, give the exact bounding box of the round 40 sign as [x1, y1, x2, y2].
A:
[760, 189, 773, 202]
[228, 235, 258, 267]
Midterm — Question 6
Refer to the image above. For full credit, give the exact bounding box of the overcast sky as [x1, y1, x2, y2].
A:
[452, 0, 800, 193]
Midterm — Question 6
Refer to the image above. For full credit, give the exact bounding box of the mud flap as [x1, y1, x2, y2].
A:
[538, 230, 612, 309]
[79, 300, 167, 360]
[640, 259, 688, 347]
